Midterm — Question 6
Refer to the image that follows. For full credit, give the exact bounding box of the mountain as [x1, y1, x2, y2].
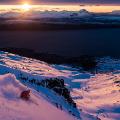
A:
[78, 9, 91, 16]
[0, 51, 80, 119]
[0, 73, 76, 120]
[1, 9, 120, 30]
[0, 51, 120, 120]
[110, 10, 120, 15]
[0, 9, 91, 19]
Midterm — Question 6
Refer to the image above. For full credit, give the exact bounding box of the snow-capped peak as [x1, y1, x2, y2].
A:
[79, 9, 89, 14]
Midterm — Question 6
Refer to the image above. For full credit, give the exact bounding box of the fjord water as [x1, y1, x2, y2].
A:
[0, 28, 120, 57]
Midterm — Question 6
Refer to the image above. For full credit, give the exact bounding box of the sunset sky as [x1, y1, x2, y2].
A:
[0, 0, 120, 13]
[0, 0, 120, 5]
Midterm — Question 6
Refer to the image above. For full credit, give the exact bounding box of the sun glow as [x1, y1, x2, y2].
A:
[0, 5, 120, 13]
[22, 3, 31, 11]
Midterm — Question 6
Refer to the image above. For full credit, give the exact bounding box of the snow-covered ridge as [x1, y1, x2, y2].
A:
[0, 73, 76, 120]
[0, 51, 80, 118]
[0, 51, 120, 120]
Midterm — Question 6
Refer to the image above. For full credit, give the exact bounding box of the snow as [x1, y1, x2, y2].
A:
[0, 73, 76, 120]
[73, 73, 120, 120]
[0, 51, 80, 119]
[0, 51, 120, 120]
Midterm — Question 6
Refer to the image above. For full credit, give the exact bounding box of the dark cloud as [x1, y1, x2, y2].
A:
[0, 0, 120, 4]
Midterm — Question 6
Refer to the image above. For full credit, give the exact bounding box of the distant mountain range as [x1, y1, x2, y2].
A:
[0, 9, 120, 30]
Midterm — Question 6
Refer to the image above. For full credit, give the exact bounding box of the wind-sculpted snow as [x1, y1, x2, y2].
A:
[0, 51, 120, 120]
[74, 73, 120, 120]
[0, 51, 81, 118]
[0, 74, 76, 120]
[0, 74, 25, 100]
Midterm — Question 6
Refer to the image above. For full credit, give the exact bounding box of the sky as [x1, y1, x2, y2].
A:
[0, 0, 120, 5]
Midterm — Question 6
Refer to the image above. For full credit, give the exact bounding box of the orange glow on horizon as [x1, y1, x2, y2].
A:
[0, 5, 120, 13]
[21, 3, 31, 11]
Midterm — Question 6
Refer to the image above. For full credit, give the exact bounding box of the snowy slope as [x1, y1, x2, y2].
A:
[0, 73, 76, 120]
[72, 73, 120, 120]
[0, 51, 80, 119]
[0, 51, 120, 120]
